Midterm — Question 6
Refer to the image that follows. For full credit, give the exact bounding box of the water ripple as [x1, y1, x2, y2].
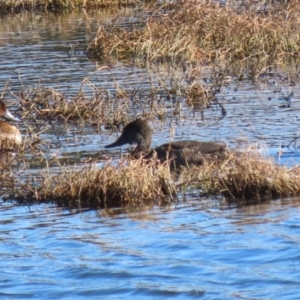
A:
[0, 199, 299, 299]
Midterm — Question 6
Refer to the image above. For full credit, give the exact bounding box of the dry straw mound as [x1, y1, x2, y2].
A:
[87, 0, 300, 76]
[181, 150, 300, 203]
[18, 86, 130, 127]
[2, 149, 300, 209]
[10, 158, 176, 209]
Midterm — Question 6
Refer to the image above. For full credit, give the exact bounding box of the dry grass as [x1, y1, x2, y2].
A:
[19, 87, 107, 125]
[13, 74, 222, 129]
[6, 157, 176, 209]
[0, 0, 141, 13]
[181, 150, 300, 203]
[87, 26, 141, 61]
[87, 0, 300, 78]
[16, 85, 131, 128]
[1, 148, 300, 209]
[184, 82, 216, 110]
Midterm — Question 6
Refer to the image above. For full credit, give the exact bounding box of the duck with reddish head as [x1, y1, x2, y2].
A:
[0, 99, 21, 146]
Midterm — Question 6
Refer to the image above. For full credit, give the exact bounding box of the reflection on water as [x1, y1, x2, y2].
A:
[0, 199, 300, 299]
[1, 8, 300, 299]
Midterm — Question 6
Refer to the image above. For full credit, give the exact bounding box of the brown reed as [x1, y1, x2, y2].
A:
[18, 86, 130, 128]
[0, 0, 141, 14]
[2, 148, 300, 209]
[87, 0, 300, 78]
[180, 149, 300, 203]
[8, 157, 176, 209]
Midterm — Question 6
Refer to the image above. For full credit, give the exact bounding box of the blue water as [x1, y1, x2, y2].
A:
[0, 199, 300, 299]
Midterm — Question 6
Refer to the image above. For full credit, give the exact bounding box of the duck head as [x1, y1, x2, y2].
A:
[0, 100, 21, 144]
[105, 119, 152, 154]
[0, 100, 20, 121]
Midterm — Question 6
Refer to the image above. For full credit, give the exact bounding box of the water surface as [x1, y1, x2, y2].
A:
[1, 198, 300, 299]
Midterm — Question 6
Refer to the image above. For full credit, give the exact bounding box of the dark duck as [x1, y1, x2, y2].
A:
[105, 119, 227, 169]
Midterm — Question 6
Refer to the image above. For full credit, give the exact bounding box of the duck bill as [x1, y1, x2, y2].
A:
[105, 135, 128, 148]
[3, 109, 20, 121]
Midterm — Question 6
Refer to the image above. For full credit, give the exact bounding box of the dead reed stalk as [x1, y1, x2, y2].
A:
[87, 0, 300, 78]
[10, 158, 176, 209]
[18, 86, 130, 128]
[0, 0, 141, 14]
[2, 149, 300, 209]
[181, 150, 300, 203]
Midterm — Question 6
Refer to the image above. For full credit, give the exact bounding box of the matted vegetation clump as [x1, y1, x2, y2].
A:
[7, 158, 176, 209]
[2, 149, 300, 209]
[18, 86, 130, 127]
[181, 150, 300, 203]
[15, 78, 223, 129]
[87, 0, 300, 77]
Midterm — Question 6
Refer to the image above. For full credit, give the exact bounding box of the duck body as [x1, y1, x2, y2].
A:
[150, 140, 226, 168]
[0, 121, 22, 144]
[105, 119, 226, 169]
[0, 100, 21, 146]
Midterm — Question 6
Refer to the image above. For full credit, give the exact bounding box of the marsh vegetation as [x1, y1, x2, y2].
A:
[1, 0, 300, 209]
[0, 0, 142, 14]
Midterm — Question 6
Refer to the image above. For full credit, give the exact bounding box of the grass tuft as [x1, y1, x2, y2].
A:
[181, 150, 300, 203]
[87, 0, 300, 78]
[18, 86, 129, 128]
[2, 148, 300, 209]
[0, 0, 141, 14]
[9, 157, 176, 209]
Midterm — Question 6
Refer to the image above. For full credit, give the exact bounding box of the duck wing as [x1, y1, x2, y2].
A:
[157, 140, 226, 154]
[151, 140, 226, 168]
